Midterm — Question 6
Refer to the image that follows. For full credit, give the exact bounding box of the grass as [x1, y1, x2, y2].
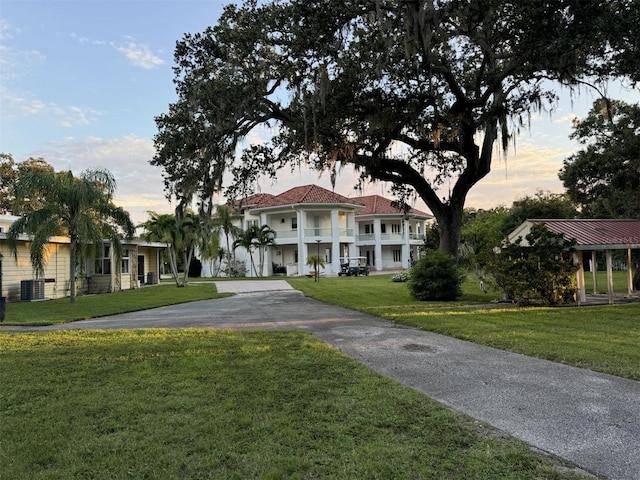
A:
[1, 283, 230, 326]
[0, 329, 588, 479]
[288, 274, 640, 381]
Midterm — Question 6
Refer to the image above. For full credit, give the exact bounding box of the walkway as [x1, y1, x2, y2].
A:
[13, 280, 640, 480]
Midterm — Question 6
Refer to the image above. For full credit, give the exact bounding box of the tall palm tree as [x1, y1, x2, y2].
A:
[254, 224, 277, 277]
[233, 225, 259, 277]
[139, 210, 202, 287]
[212, 204, 241, 268]
[139, 211, 181, 285]
[7, 168, 134, 303]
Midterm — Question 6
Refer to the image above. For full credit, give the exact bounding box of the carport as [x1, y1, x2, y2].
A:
[508, 219, 640, 304]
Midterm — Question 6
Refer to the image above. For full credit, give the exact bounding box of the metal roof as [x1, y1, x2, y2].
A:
[527, 219, 640, 249]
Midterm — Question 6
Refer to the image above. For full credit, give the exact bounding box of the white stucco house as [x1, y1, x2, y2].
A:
[205, 185, 432, 277]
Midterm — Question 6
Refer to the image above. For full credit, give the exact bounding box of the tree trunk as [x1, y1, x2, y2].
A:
[69, 238, 77, 304]
[435, 203, 464, 259]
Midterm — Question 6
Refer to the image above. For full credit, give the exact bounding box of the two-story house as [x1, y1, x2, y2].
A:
[355, 195, 431, 271]
[216, 185, 432, 277]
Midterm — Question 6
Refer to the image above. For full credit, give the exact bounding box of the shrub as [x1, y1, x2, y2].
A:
[392, 271, 410, 283]
[408, 250, 462, 301]
[486, 224, 577, 305]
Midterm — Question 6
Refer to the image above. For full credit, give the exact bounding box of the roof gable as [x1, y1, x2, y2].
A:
[513, 219, 640, 249]
[248, 185, 364, 209]
[355, 195, 431, 218]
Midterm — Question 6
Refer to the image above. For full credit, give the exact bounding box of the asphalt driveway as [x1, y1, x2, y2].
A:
[18, 281, 640, 480]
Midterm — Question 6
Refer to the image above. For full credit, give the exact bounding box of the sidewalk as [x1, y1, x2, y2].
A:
[11, 282, 640, 480]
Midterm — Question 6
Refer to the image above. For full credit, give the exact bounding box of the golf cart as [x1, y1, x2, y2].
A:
[338, 257, 370, 276]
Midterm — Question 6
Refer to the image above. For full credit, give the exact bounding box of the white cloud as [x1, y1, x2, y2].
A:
[553, 112, 579, 125]
[0, 88, 103, 126]
[113, 38, 164, 70]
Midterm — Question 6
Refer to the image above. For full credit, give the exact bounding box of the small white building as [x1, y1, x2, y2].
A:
[0, 214, 165, 302]
[208, 185, 432, 277]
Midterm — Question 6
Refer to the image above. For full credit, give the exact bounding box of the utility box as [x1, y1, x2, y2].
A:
[146, 272, 156, 284]
[21, 279, 45, 301]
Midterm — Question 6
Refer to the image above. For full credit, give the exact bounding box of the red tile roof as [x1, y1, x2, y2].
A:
[249, 185, 365, 209]
[355, 195, 432, 218]
[236, 193, 276, 208]
[530, 219, 640, 247]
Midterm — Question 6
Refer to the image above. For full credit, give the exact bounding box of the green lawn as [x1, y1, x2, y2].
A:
[1, 283, 230, 326]
[0, 329, 588, 480]
[288, 274, 640, 381]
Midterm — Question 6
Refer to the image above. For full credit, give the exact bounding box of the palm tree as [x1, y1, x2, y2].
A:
[139, 210, 202, 287]
[212, 204, 241, 270]
[7, 168, 134, 303]
[254, 225, 277, 277]
[306, 254, 326, 282]
[197, 224, 222, 277]
[233, 225, 259, 277]
[175, 210, 202, 286]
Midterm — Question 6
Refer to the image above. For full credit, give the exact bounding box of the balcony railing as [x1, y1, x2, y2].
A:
[339, 228, 354, 237]
[356, 234, 375, 242]
[303, 228, 333, 237]
[273, 229, 298, 239]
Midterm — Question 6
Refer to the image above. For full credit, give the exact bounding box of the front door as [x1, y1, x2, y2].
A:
[138, 255, 145, 284]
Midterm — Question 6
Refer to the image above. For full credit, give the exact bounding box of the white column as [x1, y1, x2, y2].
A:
[330, 210, 340, 275]
[374, 218, 382, 271]
[606, 250, 614, 304]
[591, 251, 598, 294]
[574, 251, 586, 304]
[297, 209, 306, 275]
[401, 219, 411, 269]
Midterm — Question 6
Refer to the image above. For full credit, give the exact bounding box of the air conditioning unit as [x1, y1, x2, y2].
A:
[20, 279, 45, 301]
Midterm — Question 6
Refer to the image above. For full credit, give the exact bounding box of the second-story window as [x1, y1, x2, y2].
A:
[291, 217, 297, 230]
[380, 223, 386, 233]
[391, 223, 401, 234]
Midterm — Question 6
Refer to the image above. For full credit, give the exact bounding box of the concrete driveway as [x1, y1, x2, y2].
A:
[15, 281, 640, 480]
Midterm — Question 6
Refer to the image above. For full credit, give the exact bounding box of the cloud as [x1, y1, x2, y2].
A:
[553, 112, 579, 125]
[0, 88, 103, 126]
[113, 37, 164, 70]
[0, 18, 19, 41]
[29, 135, 172, 225]
[70, 32, 164, 70]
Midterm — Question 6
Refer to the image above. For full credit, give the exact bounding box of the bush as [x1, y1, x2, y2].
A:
[408, 250, 462, 301]
[392, 271, 410, 282]
[486, 224, 577, 305]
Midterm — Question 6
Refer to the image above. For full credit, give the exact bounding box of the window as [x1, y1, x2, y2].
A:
[391, 223, 401, 234]
[121, 249, 130, 274]
[291, 217, 297, 229]
[393, 249, 402, 262]
[380, 223, 386, 234]
[247, 219, 258, 228]
[364, 223, 374, 234]
[95, 246, 111, 274]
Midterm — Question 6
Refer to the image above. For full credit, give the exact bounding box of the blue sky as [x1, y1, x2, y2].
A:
[1, 0, 639, 225]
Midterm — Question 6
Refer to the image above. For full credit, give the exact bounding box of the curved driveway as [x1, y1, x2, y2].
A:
[16, 281, 640, 480]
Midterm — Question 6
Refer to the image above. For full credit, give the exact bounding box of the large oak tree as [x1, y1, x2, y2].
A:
[560, 100, 640, 218]
[154, 0, 638, 256]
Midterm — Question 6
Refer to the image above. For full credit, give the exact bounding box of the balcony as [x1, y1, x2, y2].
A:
[273, 229, 298, 239]
[304, 227, 332, 237]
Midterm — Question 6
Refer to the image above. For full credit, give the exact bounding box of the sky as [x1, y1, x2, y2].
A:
[1, 0, 639, 227]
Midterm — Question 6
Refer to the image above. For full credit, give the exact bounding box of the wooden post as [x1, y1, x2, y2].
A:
[591, 251, 598, 294]
[627, 248, 633, 295]
[574, 251, 586, 304]
[606, 250, 614, 304]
